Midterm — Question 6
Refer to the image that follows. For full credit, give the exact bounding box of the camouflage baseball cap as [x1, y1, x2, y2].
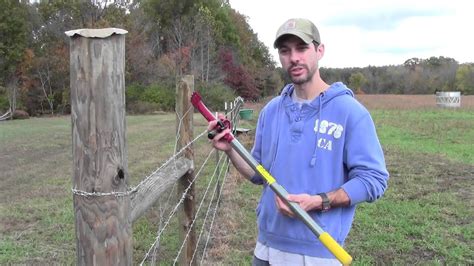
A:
[273, 18, 321, 48]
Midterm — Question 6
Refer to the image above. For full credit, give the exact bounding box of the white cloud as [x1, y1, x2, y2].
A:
[230, 0, 474, 68]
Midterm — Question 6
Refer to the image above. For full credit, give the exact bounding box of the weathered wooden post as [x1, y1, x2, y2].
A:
[176, 75, 197, 265]
[67, 28, 131, 265]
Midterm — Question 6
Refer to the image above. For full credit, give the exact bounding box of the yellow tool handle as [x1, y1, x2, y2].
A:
[254, 163, 353, 265]
[319, 232, 353, 265]
[255, 165, 276, 184]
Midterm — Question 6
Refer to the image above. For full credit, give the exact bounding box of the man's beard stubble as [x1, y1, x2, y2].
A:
[286, 63, 317, 85]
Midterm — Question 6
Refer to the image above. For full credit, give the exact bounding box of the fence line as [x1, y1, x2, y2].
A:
[138, 96, 244, 264]
[141, 98, 244, 264]
[174, 153, 229, 264]
[199, 157, 232, 265]
[140, 148, 215, 265]
[131, 128, 205, 194]
[191, 155, 230, 264]
[68, 27, 246, 265]
[71, 129, 206, 199]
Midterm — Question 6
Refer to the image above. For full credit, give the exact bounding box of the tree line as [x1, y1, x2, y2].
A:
[0, 0, 282, 116]
[1, 0, 473, 117]
[322, 57, 474, 95]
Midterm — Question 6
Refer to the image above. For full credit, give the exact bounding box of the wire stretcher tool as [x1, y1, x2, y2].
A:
[191, 91, 353, 265]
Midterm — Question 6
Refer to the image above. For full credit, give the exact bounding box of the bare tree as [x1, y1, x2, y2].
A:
[37, 64, 54, 115]
[6, 75, 19, 120]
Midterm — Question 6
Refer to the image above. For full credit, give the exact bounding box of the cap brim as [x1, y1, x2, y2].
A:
[273, 30, 313, 48]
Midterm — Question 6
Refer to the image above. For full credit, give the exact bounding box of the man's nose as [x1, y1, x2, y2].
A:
[289, 50, 299, 64]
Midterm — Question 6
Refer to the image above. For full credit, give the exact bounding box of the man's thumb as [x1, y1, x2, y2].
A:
[286, 195, 296, 202]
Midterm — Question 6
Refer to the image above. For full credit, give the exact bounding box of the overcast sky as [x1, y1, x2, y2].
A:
[229, 0, 473, 68]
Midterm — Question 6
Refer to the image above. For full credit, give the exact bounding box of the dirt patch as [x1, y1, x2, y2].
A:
[0, 144, 71, 203]
[406, 247, 442, 264]
[385, 147, 474, 201]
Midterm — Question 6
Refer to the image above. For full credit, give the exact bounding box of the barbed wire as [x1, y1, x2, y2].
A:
[174, 96, 244, 264]
[165, 96, 244, 264]
[148, 105, 195, 264]
[71, 129, 207, 198]
[199, 158, 232, 265]
[139, 148, 216, 265]
[173, 153, 228, 265]
[73, 96, 247, 264]
[190, 155, 231, 265]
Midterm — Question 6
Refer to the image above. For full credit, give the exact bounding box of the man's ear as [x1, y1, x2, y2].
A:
[316, 43, 325, 60]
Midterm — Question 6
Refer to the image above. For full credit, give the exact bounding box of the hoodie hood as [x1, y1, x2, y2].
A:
[280, 82, 354, 107]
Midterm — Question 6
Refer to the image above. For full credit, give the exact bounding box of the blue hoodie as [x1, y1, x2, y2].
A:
[250, 82, 389, 258]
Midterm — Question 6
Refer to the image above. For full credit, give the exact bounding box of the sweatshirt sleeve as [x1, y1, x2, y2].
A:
[341, 112, 389, 205]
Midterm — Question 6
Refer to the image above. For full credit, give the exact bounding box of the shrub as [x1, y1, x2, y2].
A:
[219, 48, 260, 100]
[0, 86, 11, 113]
[196, 82, 237, 112]
[0, 95, 9, 113]
[12, 109, 29, 119]
[141, 84, 175, 111]
[126, 84, 145, 104]
[126, 101, 160, 114]
[126, 83, 175, 113]
[125, 81, 236, 114]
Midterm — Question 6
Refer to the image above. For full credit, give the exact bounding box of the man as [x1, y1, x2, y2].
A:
[208, 18, 389, 265]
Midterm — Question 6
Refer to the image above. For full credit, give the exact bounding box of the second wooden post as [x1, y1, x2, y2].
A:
[176, 75, 196, 265]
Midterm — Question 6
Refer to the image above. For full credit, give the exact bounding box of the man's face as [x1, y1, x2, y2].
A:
[277, 35, 320, 85]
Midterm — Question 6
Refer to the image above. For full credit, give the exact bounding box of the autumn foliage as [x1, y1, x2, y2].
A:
[1, 1, 473, 117]
[219, 48, 259, 100]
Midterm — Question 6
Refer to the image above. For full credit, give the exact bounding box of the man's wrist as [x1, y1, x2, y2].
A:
[317, 192, 331, 212]
[327, 189, 351, 208]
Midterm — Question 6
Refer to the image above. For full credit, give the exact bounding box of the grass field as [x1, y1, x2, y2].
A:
[1, 95, 473, 265]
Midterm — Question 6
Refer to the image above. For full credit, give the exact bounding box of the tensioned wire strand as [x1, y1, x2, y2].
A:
[71, 95, 246, 264]
[139, 148, 216, 265]
[71, 105, 205, 197]
[173, 153, 229, 265]
[199, 157, 232, 265]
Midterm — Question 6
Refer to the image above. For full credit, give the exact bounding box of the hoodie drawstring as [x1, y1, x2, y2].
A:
[310, 93, 323, 167]
[269, 84, 291, 173]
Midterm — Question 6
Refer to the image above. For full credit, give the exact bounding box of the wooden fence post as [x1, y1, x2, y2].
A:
[176, 75, 197, 265]
[67, 28, 131, 265]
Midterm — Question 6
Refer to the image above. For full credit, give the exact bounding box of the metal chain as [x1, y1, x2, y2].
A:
[71, 129, 206, 198]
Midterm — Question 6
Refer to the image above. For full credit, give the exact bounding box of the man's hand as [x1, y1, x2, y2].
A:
[275, 189, 351, 217]
[207, 114, 232, 151]
[275, 193, 323, 217]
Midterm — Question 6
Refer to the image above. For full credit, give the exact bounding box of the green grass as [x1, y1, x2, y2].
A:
[1, 108, 473, 265]
[345, 108, 474, 265]
[374, 109, 474, 164]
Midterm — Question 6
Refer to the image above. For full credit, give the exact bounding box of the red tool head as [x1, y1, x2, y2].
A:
[191, 92, 234, 142]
